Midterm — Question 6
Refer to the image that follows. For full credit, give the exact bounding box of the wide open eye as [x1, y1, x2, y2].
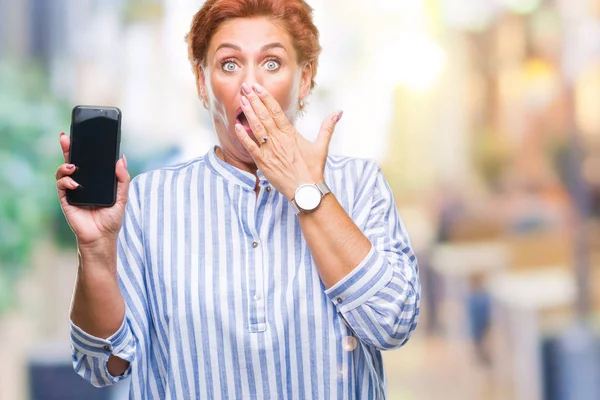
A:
[264, 59, 281, 71]
[221, 60, 238, 72]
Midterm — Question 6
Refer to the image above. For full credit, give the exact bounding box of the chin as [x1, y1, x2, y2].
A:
[241, 150, 257, 165]
[232, 139, 255, 163]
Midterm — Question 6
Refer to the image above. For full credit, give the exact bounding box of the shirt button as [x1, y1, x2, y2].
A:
[336, 297, 343, 304]
[265, 186, 272, 192]
[103, 345, 111, 351]
[254, 293, 261, 301]
[252, 241, 259, 248]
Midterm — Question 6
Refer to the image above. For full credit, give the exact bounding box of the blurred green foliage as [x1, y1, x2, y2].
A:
[0, 60, 72, 314]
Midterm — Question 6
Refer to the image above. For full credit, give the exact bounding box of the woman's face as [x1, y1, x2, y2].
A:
[200, 17, 311, 164]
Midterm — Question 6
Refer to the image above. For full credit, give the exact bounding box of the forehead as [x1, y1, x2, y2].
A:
[209, 17, 295, 56]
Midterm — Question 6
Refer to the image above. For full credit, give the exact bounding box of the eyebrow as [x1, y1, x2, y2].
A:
[215, 42, 288, 53]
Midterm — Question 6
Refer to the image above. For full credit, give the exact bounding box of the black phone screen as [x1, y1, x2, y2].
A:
[67, 106, 121, 207]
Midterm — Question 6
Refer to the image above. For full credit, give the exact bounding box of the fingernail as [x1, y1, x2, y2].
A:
[242, 82, 251, 94]
[335, 111, 344, 123]
[60, 132, 65, 137]
[253, 83, 264, 94]
[70, 179, 80, 188]
[66, 164, 75, 170]
[241, 96, 249, 106]
[123, 154, 128, 169]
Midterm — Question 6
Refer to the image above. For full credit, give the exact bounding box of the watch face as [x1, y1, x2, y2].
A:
[295, 184, 321, 211]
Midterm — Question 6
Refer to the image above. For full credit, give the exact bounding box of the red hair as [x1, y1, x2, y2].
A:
[186, 0, 321, 97]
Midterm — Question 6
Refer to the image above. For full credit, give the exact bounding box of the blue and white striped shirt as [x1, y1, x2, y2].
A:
[70, 146, 420, 399]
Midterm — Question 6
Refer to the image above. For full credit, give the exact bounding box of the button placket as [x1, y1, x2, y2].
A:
[246, 188, 267, 332]
[251, 236, 266, 331]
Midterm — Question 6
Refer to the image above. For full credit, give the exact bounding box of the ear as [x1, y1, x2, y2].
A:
[197, 66, 209, 109]
[299, 62, 312, 101]
[196, 66, 207, 98]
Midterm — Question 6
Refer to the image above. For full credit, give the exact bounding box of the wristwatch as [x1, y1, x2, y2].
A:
[290, 182, 331, 215]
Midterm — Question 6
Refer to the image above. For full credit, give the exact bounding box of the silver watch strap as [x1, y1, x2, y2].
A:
[290, 198, 301, 215]
[316, 181, 331, 196]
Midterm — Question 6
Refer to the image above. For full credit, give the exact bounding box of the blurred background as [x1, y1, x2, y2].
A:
[1, 0, 600, 399]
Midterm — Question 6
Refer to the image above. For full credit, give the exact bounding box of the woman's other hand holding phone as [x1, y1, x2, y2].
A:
[55, 131, 130, 250]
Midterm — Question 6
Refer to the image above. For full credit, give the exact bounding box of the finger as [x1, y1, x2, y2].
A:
[252, 83, 295, 134]
[317, 110, 343, 150]
[56, 176, 80, 193]
[60, 132, 70, 163]
[55, 163, 77, 180]
[234, 123, 261, 159]
[242, 83, 280, 136]
[240, 95, 268, 142]
[115, 155, 131, 208]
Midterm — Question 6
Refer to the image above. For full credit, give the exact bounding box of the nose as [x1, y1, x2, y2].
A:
[240, 67, 263, 96]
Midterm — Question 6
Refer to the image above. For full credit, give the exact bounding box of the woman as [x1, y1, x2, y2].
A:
[56, 0, 420, 398]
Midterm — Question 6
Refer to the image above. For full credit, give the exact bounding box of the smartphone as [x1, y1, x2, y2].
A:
[66, 105, 122, 207]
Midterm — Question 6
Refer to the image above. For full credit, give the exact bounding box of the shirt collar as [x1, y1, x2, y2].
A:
[205, 146, 267, 189]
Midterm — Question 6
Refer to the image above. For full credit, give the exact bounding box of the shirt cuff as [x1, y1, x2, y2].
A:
[324, 245, 394, 313]
[70, 316, 136, 364]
